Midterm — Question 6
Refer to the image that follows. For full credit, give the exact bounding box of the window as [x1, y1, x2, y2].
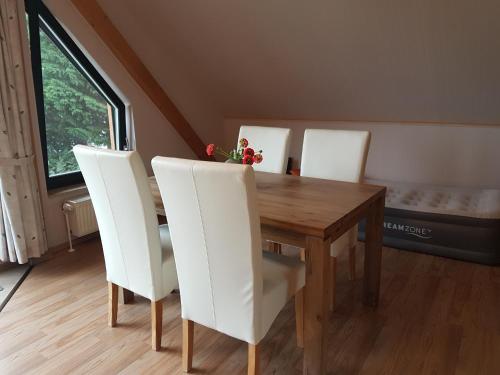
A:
[25, 0, 126, 189]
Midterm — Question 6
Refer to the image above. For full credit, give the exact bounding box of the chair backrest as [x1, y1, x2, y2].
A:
[301, 129, 371, 183]
[73, 145, 164, 301]
[238, 126, 291, 174]
[152, 157, 263, 344]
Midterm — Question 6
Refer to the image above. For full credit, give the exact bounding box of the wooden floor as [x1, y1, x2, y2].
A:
[1, 240, 499, 375]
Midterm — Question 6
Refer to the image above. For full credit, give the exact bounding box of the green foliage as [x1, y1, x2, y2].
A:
[39, 28, 111, 176]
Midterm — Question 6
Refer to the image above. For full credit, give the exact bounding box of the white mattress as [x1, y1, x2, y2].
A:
[366, 179, 500, 219]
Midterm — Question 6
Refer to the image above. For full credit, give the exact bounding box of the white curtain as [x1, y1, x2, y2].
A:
[0, 0, 47, 263]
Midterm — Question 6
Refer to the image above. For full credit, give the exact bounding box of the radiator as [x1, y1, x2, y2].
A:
[62, 196, 98, 251]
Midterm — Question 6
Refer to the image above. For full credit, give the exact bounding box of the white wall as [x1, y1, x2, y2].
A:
[224, 119, 500, 188]
[34, 0, 223, 248]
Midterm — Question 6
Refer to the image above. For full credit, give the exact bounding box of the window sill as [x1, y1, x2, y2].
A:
[47, 183, 87, 198]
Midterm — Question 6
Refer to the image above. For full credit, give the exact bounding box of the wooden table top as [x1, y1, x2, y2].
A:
[149, 172, 386, 239]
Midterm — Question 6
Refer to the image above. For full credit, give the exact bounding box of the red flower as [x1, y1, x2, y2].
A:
[253, 153, 263, 164]
[242, 155, 254, 165]
[239, 138, 248, 148]
[206, 144, 215, 156]
[243, 147, 254, 157]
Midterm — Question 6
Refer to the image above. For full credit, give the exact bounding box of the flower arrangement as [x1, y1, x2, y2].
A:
[206, 138, 263, 165]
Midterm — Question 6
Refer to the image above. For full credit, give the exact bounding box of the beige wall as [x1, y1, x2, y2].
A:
[107, 0, 500, 125]
[31, 0, 500, 247]
[35, 0, 223, 248]
[224, 119, 500, 188]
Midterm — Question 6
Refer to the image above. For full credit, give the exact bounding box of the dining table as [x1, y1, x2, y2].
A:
[149, 171, 386, 375]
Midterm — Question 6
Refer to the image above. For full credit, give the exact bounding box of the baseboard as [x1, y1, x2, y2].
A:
[31, 233, 100, 266]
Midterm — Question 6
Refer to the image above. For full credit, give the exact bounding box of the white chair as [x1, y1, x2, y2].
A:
[238, 126, 291, 174]
[73, 145, 177, 351]
[300, 129, 371, 309]
[152, 157, 305, 374]
[239, 126, 291, 253]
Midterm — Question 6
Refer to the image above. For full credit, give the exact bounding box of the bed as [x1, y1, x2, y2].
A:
[358, 179, 500, 265]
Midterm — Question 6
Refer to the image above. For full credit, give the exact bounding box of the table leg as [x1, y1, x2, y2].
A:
[363, 195, 385, 307]
[303, 235, 331, 375]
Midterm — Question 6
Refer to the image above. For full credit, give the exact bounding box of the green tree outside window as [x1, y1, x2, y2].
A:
[39, 28, 112, 177]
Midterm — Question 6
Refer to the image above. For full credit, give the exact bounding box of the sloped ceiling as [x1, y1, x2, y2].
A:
[96, 0, 500, 124]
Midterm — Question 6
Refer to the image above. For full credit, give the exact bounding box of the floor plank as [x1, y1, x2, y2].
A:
[0, 240, 499, 374]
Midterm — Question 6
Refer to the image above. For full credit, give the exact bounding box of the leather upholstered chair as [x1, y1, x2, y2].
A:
[300, 129, 371, 309]
[238, 126, 291, 253]
[73, 145, 177, 351]
[152, 157, 305, 374]
[238, 126, 291, 174]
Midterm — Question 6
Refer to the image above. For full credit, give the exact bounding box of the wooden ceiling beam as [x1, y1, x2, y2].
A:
[71, 0, 211, 160]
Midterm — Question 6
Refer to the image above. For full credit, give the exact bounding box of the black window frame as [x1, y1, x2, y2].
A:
[25, 0, 126, 190]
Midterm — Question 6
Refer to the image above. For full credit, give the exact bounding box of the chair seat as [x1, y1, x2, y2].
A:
[159, 224, 178, 297]
[331, 225, 357, 257]
[159, 224, 174, 256]
[261, 251, 305, 338]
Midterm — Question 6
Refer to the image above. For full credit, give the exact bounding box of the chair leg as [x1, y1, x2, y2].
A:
[108, 282, 118, 327]
[151, 300, 163, 351]
[300, 248, 306, 262]
[248, 343, 260, 375]
[295, 288, 304, 348]
[348, 245, 356, 281]
[267, 241, 282, 254]
[330, 257, 337, 311]
[122, 288, 135, 304]
[182, 319, 194, 372]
